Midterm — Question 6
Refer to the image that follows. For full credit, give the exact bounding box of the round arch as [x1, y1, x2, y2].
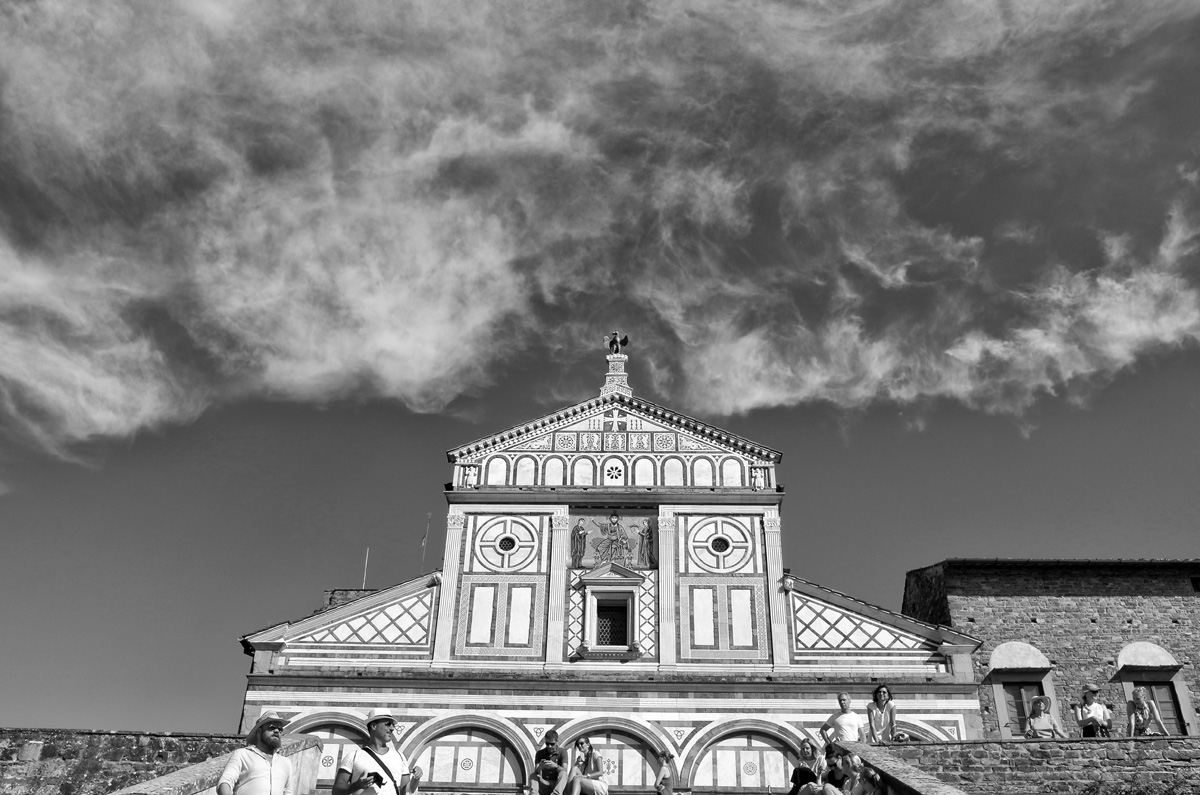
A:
[553, 717, 672, 790]
[680, 719, 802, 790]
[542, 456, 567, 486]
[400, 712, 534, 780]
[989, 641, 1051, 670]
[284, 711, 369, 736]
[1117, 641, 1179, 670]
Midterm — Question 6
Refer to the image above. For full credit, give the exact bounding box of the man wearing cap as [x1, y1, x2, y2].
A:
[530, 730, 566, 795]
[218, 711, 293, 795]
[1072, 684, 1113, 738]
[334, 709, 422, 795]
[1023, 696, 1067, 739]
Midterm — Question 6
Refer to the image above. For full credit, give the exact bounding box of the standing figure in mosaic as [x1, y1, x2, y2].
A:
[334, 709, 422, 795]
[571, 520, 588, 568]
[636, 519, 657, 567]
[865, 684, 897, 744]
[217, 711, 292, 795]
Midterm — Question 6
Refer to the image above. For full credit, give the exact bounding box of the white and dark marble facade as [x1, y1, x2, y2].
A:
[240, 354, 981, 793]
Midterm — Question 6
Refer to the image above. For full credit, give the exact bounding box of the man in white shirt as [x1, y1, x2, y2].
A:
[218, 711, 293, 795]
[334, 709, 423, 795]
[820, 693, 866, 746]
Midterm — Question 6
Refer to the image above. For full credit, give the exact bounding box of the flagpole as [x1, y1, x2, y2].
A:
[420, 513, 432, 574]
[362, 547, 369, 589]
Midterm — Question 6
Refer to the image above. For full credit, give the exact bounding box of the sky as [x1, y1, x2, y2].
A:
[0, 0, 1198, 733]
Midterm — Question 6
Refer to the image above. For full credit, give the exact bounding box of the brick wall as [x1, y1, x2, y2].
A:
[0, 730, 242, 795]
[903, 561, 1200, 739]
[883, 737, 1200, 793]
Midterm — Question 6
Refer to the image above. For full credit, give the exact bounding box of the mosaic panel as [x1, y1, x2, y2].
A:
[791, 595, 931, 651]
[554, 433, 577, 451]
[653, 433, 676, 451]
[629, 432, 651, 451]
[300, 590, 433, 646]
[568, 510, 658, 569]
[603, 432, 626, 451]
[580, 432, 602, 451]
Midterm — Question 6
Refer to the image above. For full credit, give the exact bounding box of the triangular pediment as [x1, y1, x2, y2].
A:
[578, 561, 644, 587]
[242, 574, 441, 649]
[447, 394, 780, 463]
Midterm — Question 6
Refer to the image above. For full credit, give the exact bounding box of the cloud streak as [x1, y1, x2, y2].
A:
[1, 0, 1199, 457]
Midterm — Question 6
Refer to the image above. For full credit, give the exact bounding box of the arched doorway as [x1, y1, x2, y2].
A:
[690, 731, 793, 792]
[412, 727, 524, 790]
[302, 723, 369, 793]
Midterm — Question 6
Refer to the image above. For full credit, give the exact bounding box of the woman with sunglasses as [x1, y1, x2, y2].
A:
[552, 737, 608, 795]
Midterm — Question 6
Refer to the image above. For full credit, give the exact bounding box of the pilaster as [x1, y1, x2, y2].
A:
[432, 509, 466, 662]
[657, 509, 678, 668]
[545, 509, 571, 667]
[762, 508, 792, 670]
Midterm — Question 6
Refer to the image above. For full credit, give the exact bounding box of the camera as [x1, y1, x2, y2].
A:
[368, 773, 385, 787]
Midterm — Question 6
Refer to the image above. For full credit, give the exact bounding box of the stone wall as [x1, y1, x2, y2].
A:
[0, 730, 242, 795]
[902, 560, 1200, 738]
[882, 737, 1200, 794]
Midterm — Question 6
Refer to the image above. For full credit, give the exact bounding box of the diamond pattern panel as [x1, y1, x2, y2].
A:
[566, 572, 584, 650]
[791, 596, 930, 651]
[301, 591, 433, 646]
[638, 572, 658, 656]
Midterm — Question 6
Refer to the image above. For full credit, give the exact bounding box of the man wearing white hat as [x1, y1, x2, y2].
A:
[217, 711, 293, 795]
[334, 709, 423, 795]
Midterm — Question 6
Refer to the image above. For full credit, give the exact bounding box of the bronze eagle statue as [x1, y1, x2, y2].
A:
[604, 331, 629, 355]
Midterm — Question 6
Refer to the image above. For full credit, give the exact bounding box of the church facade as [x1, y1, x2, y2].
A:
[238, 349, 981, 793]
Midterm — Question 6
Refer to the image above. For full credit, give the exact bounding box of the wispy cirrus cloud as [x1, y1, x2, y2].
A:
[0, 0, 1198, 459]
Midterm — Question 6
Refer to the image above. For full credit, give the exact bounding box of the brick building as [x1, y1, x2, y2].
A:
[237, 348, 981, 793]
[902, 559, 1200, 741]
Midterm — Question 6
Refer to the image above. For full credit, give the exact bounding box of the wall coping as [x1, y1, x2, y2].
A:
[106, 735, 321, 795]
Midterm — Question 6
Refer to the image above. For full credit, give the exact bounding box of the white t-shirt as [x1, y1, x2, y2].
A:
[823, 711, 865, 743]
[339, 745, 412, 795]
[1080, 702, 1111, 727]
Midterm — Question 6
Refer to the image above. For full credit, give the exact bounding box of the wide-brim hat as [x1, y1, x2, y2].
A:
[1030, 696, 1052, 711]
[245, 711, 286, 742]
[366, 708, 397, 727]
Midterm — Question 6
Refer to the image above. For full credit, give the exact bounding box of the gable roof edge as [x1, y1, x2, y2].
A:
[447, 393, 782, 463]
[791, 576, 981, 648]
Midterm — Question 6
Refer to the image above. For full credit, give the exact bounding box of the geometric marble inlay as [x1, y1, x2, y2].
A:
[300, 591, 433, 645]
[792, 596, 928, 651]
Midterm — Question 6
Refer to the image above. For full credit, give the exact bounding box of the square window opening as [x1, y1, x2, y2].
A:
[596, 599, 630, 647]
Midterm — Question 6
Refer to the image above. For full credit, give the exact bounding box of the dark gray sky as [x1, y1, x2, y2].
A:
[1, 0, 1198, 733]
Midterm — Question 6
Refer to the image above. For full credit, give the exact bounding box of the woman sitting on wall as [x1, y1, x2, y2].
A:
[1128, 687, 1170, 737]
[1024, 695, 1067, 739]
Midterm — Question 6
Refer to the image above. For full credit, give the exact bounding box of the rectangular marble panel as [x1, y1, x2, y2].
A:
[469, 586, 495, 644]
[731, 588, 753, 646]
[508, 586, 532, 645]
[693, 588, 715, 646]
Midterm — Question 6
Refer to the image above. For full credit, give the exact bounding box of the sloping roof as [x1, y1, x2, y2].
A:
[790, 575, 981, 647]
[239, 571, 441, 649]
[446, 392, 782, 463]
[909, 558, 1200, 574]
